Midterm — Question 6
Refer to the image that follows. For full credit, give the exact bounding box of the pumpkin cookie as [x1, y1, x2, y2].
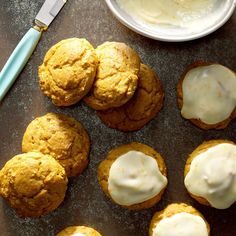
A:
[57, 226, 102, 236]
[22, 113, 90, 177]
[39, 38, 98, 106]
[97, 64, 164, 131]
[0, 152, 68, 217]
[184, 140, 236, 209]
[177, 61, 236, 129]
[84, 42, 140, 110]
[149, 203, 210, 236]
[98, 142, 167, 210]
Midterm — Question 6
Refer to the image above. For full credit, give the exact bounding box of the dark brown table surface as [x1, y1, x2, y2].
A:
[0, 1, 236, 236]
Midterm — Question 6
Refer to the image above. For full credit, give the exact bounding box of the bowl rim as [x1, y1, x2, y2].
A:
[105, 0, 236, 42]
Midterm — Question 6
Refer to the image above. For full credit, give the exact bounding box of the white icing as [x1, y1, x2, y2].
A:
[153, 212, 208, 236]
[116, 0, 233, 34]
[117, 0, 213, 26]
[108, 151, 167, 206]
[184, 143, 236, 209]
[181, 64, 236, 124]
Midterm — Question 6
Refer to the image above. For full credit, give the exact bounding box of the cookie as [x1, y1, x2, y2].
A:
[22, 113, 90, 177]
[56, 226, 102, 236]
[97, 64, 164, 131]
[84, 42, 140, 110]
[0, 152, 68, 217]
[177, 61, 236, 129]
[39, 38, 98, 106]
[98, 142, 167, 210]
[184, 140, 236, 209]
[149, 203, 210, 236]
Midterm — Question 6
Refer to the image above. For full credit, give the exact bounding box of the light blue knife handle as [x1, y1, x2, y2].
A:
[0, 27, 42, 102]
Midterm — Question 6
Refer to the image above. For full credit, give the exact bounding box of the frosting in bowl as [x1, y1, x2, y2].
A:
[115, 0, 235, 38]
[117, 0, 214, 28]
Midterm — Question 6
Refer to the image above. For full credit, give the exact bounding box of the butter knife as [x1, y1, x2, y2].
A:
[0, 0, 67, 102]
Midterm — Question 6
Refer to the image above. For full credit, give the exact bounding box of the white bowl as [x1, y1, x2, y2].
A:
[105, 0, 236, 42]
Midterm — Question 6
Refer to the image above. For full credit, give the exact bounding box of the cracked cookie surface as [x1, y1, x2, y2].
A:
[39, 38, 98, 106]
[22, 113, 90, 177]
[84, 42, 140, 110]
[97, 64, 164, 131]
[0, 152, 68, 217]
[57, 226, 102, 236]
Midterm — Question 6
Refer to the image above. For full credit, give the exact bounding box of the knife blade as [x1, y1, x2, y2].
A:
[35, 0, 67, 28]
[0, 0, 67, 102]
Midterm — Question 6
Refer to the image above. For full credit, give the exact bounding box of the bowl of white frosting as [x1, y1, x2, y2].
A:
[105, 0, 236, 41]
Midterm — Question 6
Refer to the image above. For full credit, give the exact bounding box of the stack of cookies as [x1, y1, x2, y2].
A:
[0, 113, 90, 217]
[38, 39, 164, 131]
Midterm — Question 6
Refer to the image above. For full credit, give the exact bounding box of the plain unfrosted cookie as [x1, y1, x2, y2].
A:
[22, 113, 90, 177]
[98, 142, 167, 210]
[56, 226, 102, 236]
[0, 152, 68, 217]
[39, 38, 98, 106]
[149, 203, 210, 236]
[84, 42, 140, 110]
[97, 64, 164, 131]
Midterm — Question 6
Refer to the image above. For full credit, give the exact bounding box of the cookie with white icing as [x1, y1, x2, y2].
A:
[177, 61, 236, 129]
[56, 226, 102, 236]
[149, 203, 210, 236]
[184, 140, 236, 209]
[98, 142, 168, 210]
